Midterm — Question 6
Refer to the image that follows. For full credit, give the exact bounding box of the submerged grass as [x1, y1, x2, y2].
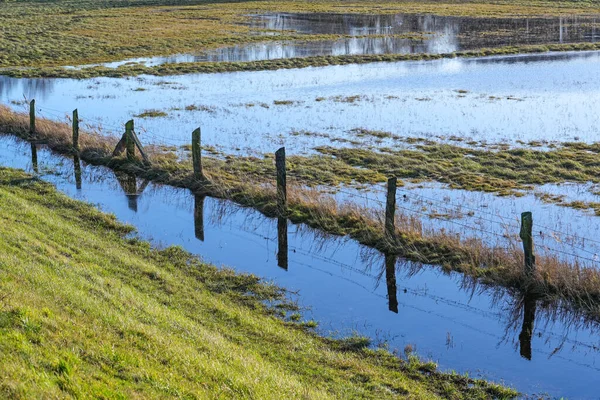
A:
[0, 167, 518, 398]
[2, 106, 600, 325]
[316, 143, 600, 196]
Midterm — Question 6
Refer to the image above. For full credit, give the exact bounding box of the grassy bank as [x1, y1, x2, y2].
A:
[2, 105, 600, 326]
[0, 167, 518, 398]
[2, 0, 600, 75]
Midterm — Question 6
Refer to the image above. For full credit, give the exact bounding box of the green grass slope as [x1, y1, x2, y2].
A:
[0, 168, 515, 399]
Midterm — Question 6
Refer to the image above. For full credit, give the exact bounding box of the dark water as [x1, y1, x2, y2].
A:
[2, 135, 600, 398]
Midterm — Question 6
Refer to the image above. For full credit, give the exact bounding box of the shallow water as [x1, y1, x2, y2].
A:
[2, 51, 600, 152]
[2, 135, 600, 398]
[76, 13, 600, 68]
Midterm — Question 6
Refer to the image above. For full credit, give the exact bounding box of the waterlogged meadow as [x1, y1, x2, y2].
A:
[3, 1, 600, 398]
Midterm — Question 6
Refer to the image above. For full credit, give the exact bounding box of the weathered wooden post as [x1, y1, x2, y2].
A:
[29, 99, 35, 138]
[275, 147, 287, 216]
[520, 211, 535, 275]
[192, 128, 204, 180]
[385, 177, 397, 241]
[125, 120, 135, 161]
[72, 109, 79, 152]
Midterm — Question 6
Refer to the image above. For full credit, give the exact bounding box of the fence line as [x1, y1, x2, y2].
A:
[21, 99, 600, 269]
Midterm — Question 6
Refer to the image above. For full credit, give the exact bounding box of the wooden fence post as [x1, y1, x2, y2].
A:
[125, 120, 135, 161]
[29, 99, 35, 138]
[520, 211, 535, 275]
[72, 109, 79, 152]
[192, 128, 204, 180]
[385, 177, 397, 241]
[275, 147, 287, 216]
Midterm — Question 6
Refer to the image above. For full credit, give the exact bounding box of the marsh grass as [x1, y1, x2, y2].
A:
[2, 106, 600, 323]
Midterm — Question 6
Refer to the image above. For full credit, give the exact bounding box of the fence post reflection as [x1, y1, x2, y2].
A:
[194, 194, 206, 242]
[30, 143, 38, 174]
[115, 173, 149, 212]
[277, 217, 288, 270]
[73, 154, 82, 190]
[519, 293, 537, 360]
[385, 253, 398, 313]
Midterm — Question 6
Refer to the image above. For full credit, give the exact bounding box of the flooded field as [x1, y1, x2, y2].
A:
[2, 51, 600, 154]
[5, 1, 600, 397]
[2, 135, 600, 399]
[74, 13, 600, 68]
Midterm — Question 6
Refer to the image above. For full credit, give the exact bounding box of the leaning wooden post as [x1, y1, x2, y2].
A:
[275, 147, 287, 216]
[385, 177, 397, 241]
[72, 109, 79, 152]
[29, 99, 36, 138]
[125, 120, 135, 161]
[520, 212, 535, 275]
[192, 128, 204, 180]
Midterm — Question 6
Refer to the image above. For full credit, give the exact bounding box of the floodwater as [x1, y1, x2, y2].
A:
[2, 51, 600, 152]
[73, 13, 600, 67]
[2, 135, 600, 398]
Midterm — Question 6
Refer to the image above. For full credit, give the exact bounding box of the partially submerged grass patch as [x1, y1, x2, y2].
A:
[316, 143, 600, 196]
[133, 109, 168, 118]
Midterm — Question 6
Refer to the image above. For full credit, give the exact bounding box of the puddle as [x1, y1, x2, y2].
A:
[2, 135, 600, 398]
[70, 13, 600, 68]
[2, 51, 600, 153]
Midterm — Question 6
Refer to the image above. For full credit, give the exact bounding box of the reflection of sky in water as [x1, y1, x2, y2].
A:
[1, 135, 600, 399]
[2, 51, 600, 153]
[65, 13, 600, 68]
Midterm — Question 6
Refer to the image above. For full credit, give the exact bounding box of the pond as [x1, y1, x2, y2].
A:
[2, 134, 600, 399]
